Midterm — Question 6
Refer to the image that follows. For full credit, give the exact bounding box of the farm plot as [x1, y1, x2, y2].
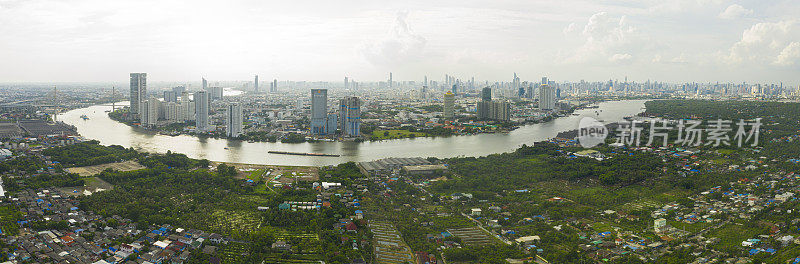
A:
[447, 226, 496, 246]
[218, 241, 250, 263]
[207, 210, 262, 235]
[370, 221, 414, 264]
[66, 160, 145, 177]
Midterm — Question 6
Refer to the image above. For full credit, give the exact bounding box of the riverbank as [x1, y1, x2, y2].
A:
[58, 100, 648, 166]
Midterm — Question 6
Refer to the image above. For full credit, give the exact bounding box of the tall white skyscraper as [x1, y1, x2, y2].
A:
[181, 92, 194, 121]
[311, 89, 327, 135]
[165, 102, 182, 123]
[202, 77, 208, 90]
[388, 72, 393, 88]
[194, 91, 210, 132]
[254, 75, 259, 92]
[539, 84, 556, 111]
[339, 96, 361, 137]
[443, 91, 454, 119]
[139, 96, 159, 127]
[129, 73, 147, 115]
[226, 103, 243, 138]
[344, 76, 349, 89]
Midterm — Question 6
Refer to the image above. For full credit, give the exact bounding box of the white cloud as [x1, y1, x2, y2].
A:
[564, 12, 643, 64]
[725, 20, 800, 66]
[609, 53, 633, 63]
[775, 42, 800, 66]
[360, 11, 427, 67]
[718, 4, 753, 19]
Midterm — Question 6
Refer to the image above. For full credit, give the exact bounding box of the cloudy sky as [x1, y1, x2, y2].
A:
[1, 0, 799, 84]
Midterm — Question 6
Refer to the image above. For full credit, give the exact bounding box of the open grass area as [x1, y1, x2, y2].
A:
[707, 222, 767, 253]
[371, 129, 427, 140]
[0, 205, 21, 236]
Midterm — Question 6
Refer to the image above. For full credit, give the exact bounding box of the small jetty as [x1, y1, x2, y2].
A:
[268, 151, 340, 157]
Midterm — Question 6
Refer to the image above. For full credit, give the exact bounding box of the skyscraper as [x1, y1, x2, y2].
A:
[202, 77, 207, 90]
[181, 92, 194, 121]
[339, 96, 361, 137]
[208, 87, 223, 101]
[194, 91, 210, 132]
[344, 77, 349, 89]
[165, 102, 182, 123]
[481, 87, 492, 102]
[539, 84, 556, 111]
[163, 91, 178, 103]
[226, 103, 243, 138]
[452, 84, 458, 95]
[254, 75, 259, 92]
[129, 73, 147, 115]
[443, 91, 455, 120]
[140, 96, 159, 127]
[326, 113, 338, 135]
[388, 72, 393, 88]
[272, 79, 278, 93]
[311, 89, 327, 135]
[172, 85, 186, 95]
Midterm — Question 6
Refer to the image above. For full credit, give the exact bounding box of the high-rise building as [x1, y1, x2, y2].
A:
[140, 96, 159, 127]
[194, 91, 210, 132]
[452, 84, 458, 95]
[172, 85, 186, 95]
[202, 77, 208, 90]
[163, 91, 178, 103]
[443, 91, 455, 119]
[254, 75, 259, 92]
[388, 72, 393, 88]
[344, 77, 349, 89]
[181, 92, 194, 121]
[481, 87, 492, 102]
[326, 113, 338, 135]
[208, 87, 224, 101]
[539, 84, 556, 111]
[541, 77, 548, 85]
[165, 102, 182, 123]
[272, 79, 278, 93]
[226, 103, 243, 138]
[129, 73, 147, 115]
[488, 101, 511, 121]
[339, 96, 361, 137]
[311, 89, 328, 135]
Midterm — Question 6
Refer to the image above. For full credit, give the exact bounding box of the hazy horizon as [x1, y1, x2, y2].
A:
[2, 0, 799, 85]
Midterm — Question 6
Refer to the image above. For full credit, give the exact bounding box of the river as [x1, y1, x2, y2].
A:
[58, 100, 647, 166]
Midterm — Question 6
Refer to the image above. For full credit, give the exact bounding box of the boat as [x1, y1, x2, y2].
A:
[224, 147, 230, 150]
[80, 115, 89, 120]
[268, 151, 340, 157]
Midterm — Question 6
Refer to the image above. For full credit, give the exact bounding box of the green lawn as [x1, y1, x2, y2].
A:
[0, 205, 22, 236]
[371, 129, 427, 140]
[707, 222, 767, 253]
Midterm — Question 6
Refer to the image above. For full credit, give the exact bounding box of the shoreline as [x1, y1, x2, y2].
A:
[58, 99, 649, 166]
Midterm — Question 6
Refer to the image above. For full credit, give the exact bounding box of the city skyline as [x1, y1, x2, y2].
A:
[0, 0, 799, 84]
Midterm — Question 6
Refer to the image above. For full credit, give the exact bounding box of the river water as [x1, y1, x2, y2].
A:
[58, 100, 647, 166]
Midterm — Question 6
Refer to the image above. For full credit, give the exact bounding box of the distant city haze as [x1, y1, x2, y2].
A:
[1, 0, 799, 84]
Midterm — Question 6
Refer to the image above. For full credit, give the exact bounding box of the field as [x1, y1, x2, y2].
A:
[371, 129, 427, 140]
[446, 226, 497, 246]
[370, 221, 415, 264]
[66, 160, 145, 177]
[57, 176, 114, 197]
[213, 162, 319, 184]
[206, 210, 262, 235]
[706, 222, 767, 253]
[0, 205, 21, 236]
